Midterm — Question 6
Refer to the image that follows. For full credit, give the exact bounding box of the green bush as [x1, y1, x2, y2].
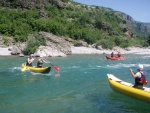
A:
[96, 39, 114, 49]
[0, 24, 10, 34]
[120, 41, 131, 48]
[114, 37, 122, 46]
[23, 35, 46, 55]
[2, 36, 9, 45]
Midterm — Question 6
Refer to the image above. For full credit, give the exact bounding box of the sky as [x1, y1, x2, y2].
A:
[73, 0, 150, 23]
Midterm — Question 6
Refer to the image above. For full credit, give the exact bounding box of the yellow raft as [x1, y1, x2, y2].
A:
[22, 63, 51, 73]
[107, 74, 150, 103]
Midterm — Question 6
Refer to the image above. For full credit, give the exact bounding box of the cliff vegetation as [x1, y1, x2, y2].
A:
[0, 0, 149, 55]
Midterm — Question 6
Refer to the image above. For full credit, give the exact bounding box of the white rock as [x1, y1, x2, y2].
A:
[35, 46, 66, 57]
[0, 47, 11, 56]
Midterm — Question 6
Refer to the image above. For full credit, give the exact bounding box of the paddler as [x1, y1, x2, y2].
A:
[26, 54, 34, 67]
[37, 56, 49, 68]
[129, 64, 147, 89]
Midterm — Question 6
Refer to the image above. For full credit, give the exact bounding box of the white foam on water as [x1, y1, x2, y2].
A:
[106, 63, 150, 69]
[9, 67, 22, 72]
[30, 72, 52, 76]
[142, 56, 150, 58]
[84, 71, 93, 74]
[54, 74, 60, 78]
[65, 66, 79, 69]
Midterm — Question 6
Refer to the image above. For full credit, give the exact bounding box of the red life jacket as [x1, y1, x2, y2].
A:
[135, 71, 146, 86]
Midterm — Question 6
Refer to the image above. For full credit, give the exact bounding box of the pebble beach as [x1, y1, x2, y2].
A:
[1, 46, 150, 56]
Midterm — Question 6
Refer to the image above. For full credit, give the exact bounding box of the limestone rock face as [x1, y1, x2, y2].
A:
[38, 32, 72, 56]
[75, 40, 88, 47]
[117, 12, 150, 34]
[0, 31, 73, 57]
[11, 46, 21, 55]
[11, 43, 26, 55]
[34, 46, 66, 57]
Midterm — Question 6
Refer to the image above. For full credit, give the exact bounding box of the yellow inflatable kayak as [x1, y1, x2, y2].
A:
[107, 74, 150, 103]
[22, 63, 51, 73]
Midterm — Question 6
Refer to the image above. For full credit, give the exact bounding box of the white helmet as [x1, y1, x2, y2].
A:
[138, 64, 143, 70]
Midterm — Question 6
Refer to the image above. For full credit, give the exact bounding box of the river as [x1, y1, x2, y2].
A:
[0, 54, 150, 113]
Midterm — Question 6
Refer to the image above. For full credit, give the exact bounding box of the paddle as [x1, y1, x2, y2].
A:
[21, 67, 26, 71]
[43, 58, 60, 72]
[50, 63, 60, 72]
[21, 63, 27, 72]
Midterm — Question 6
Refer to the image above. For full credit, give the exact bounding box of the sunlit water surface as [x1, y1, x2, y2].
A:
[0, 54, 150, 113]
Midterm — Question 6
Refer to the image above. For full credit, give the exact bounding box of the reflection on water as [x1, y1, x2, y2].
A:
[22, 74, 41, 83]
[54, 74, 60, 78]
[54, 71, 60, 78]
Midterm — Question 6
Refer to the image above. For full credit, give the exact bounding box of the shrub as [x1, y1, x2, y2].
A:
[23, 35, 46, 55]
[2, 36, 9, 45]
[114, 37, 122, 46]
[96, 39, 114, 49]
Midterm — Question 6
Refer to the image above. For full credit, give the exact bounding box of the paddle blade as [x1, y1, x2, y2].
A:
[21, 67, 26, 72]
[54, 66, 60, 71]
[144, 80, 148, 85]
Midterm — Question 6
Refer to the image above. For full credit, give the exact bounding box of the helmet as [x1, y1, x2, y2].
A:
[138, 64, 143, 70]
[30, 54, 34, 57]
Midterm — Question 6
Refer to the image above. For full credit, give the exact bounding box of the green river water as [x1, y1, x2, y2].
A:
[0, 54, 150, 113]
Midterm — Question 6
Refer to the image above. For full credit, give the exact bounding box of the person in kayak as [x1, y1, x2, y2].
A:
[117, 52, 121, 57]
[37, 56, 48, 68]
[129, 64, 146, 89]
[110, 52, 114, 57]
[26, 54, 34, 67]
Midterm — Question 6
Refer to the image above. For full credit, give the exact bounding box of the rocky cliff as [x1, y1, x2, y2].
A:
[115, 11, 150, 37]
[101, 7, 150, 37]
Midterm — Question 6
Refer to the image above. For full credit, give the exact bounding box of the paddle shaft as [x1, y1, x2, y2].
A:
[43, 58, 60, 71]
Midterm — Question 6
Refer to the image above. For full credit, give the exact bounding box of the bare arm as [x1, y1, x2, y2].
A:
[31, 58, 34, 62]
[27, 58, 31, 63]
[28, 58, 34, 64]
[130, 69, 138, 78]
